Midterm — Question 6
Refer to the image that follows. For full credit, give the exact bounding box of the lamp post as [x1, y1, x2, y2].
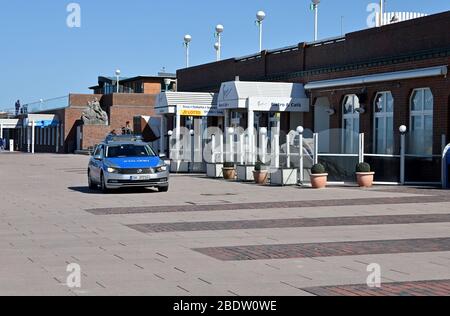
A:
[399, 125, 407, 184]
[184, 35, 192, 68]
[256, 11, 266, 52]
[214, 24, 224, 61]
[311, 0, 320, 41]
[214, 43, 220, 61]
[115, 69, 121, 93]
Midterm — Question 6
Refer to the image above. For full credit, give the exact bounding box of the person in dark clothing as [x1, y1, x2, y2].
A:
[15, 100, 21, 116]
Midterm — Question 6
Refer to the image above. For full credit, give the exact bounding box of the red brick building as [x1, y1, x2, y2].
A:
[176, 11, 450, 183]
[16, 74, 176, 153]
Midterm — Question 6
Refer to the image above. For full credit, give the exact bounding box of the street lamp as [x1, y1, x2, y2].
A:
[214, 42, 220, 61]
[399, 125, 407, 135]
[115, 69, 121, 93]
[256, 11, 266, 52]
[184, 34, 192, 68]
[215, 24, 224, 61]
[311, 0, 320, 41]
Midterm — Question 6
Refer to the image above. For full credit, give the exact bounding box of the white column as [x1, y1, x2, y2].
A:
[239, 134, 245, 164]
[286, 133, 291, 168]
[175, 112, 181, 161]
[31, 121, 35, 154]
[247, 110, 255, 164]
[56, 124, 60, 153]
[313, 133, 319, 165]
[211, 134, 216, 164]
[0, 123, 3, 139]
[160, 116, 166, 155]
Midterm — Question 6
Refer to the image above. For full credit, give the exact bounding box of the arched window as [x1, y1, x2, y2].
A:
[374, 91, 394, 154]
[410, 88, 433, 155]
[342, 94, 360, 153]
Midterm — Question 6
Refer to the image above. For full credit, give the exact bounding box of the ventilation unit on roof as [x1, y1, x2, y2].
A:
[376, 11, 427, 27]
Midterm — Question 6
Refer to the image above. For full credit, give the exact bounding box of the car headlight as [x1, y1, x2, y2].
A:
[155, 165, 168, 173]
[107, 167, 119, 173]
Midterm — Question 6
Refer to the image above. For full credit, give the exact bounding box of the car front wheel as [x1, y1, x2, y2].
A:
[158, 185, 169, 193]
[100, 173, 110, 193]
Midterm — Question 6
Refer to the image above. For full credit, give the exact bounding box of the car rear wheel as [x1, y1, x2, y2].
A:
[88, 171, 97, 190]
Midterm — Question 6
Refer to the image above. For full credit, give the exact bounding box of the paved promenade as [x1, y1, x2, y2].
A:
[1, 153, 449, 296]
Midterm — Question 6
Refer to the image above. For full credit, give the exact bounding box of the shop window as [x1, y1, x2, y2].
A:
[374, 91, 394, 154]
[342, 94, 360, 153]
[409, 88, 433, 155]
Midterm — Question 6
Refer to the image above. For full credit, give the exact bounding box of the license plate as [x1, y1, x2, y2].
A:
[130, 176, 152, 181]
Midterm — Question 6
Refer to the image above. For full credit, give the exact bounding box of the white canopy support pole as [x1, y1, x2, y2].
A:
[286, 133, 291, 168]
[0, 123, 3, 139]
[175, 112, 181, 161]
[274, 133, 280, 169]
[229, 131, 234, 163]
[261, 131, 267, 164]
[31, 121, 35, 154]
[219, 133, 224, 163]
[160, 116, 166, 155]
[247, 110, 255, 164]
[56, 124, 60, 153]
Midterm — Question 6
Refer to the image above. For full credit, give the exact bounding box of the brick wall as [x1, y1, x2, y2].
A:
[81, 125, 111, 150]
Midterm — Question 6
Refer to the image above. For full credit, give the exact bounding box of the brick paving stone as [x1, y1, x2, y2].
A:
[193, 238, 450, 261]
[87, 195, 450, 215]
[127, 213, 450, 233]
[302, 280, 450, 296]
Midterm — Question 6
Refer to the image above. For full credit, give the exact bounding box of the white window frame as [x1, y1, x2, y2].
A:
[409, 88, 433, 156]
[342, 94, 360, 154]
[373, 91, 394, 154]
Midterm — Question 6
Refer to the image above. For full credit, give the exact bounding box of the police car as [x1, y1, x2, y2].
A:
[88, 135, 169, 193]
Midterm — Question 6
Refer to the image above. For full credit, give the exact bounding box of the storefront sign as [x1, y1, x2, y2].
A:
[249, 97, 309, 112]
[178, 104, 224, 117]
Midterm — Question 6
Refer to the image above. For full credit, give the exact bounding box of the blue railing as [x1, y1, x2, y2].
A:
[21, 96, 70, 114]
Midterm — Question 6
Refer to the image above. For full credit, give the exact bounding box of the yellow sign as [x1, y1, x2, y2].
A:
[180, 110, 203, 117]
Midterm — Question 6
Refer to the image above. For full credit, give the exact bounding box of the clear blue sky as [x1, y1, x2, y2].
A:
[0, 0, 449, 109]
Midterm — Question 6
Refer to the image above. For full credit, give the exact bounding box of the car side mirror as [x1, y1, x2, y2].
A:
[94, 155, 102, 161]
[159, 153, 167, 159]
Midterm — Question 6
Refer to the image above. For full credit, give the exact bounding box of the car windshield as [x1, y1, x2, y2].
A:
[106, 144, 156, 158]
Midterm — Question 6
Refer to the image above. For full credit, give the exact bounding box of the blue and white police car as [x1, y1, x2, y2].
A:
[88, 136, 169, 193]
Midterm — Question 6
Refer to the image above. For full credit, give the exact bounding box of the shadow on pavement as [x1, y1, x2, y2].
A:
[68, 186, 159, 195]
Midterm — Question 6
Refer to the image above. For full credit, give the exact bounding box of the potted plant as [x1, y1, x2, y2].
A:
[222, 162, 236, 180]
[356, 162, 375, 188]
[310, 163, 328, 189]
[253, 161, 269, 185]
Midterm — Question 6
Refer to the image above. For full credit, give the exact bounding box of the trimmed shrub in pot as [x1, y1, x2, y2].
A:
[222, 162, 236, 180]
[253, 161, 269, 185]
[356, 162, 375, 188]
[310, 163, 328, 189]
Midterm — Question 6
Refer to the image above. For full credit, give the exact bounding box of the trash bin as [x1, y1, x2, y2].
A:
[443, 144, 450, 189]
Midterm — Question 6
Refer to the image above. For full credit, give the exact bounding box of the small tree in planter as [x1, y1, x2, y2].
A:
[356, 162, 375, 188]
[310, 163, 328, 189]
[222, 162, 236, 180]
[253, 161, 269, 185]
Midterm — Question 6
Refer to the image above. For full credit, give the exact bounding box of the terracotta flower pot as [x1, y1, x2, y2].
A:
[253, 170, 269, 185]
[356, 172, 375, 188]
[311, 173, 328, 189]
[223, 167, 237, 180]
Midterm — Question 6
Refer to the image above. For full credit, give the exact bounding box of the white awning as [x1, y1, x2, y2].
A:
[155, 92, 223, 117]
[217, 81, 309, 112]
[0, 119, 20, 129]
[24, 114, 60, 127]
[304, 66, 448, 90]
